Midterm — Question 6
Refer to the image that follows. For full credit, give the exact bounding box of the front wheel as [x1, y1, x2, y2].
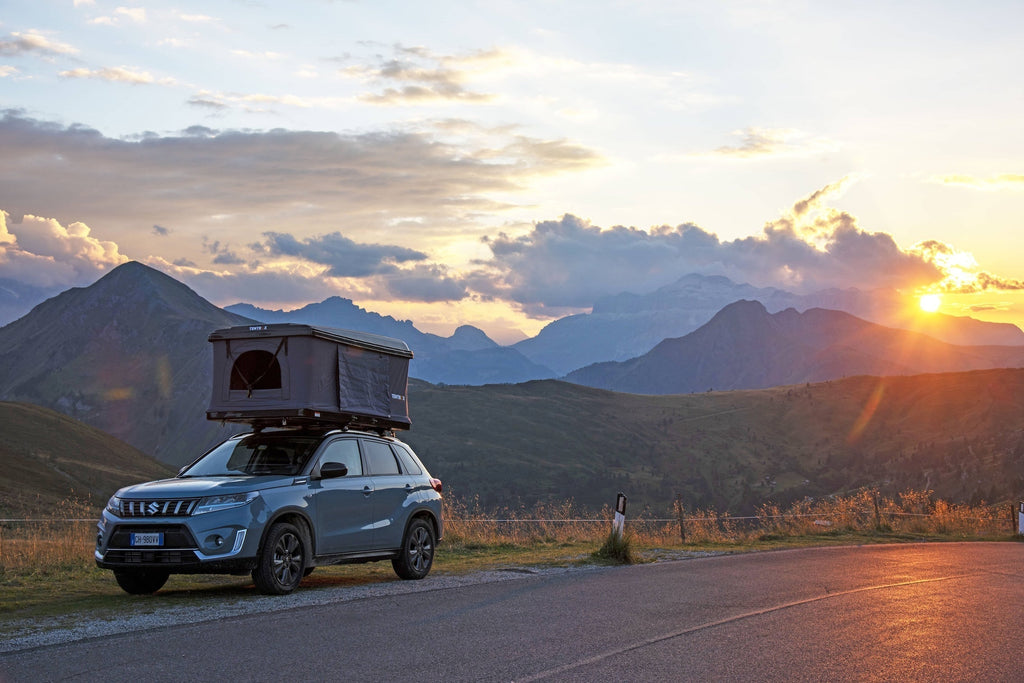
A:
[252, 522, 307, 595]
[392, 518, 435, 580]
[113, 569, 169, 595]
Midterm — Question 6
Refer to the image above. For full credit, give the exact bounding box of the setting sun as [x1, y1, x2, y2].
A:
[919, 294, 942, 313]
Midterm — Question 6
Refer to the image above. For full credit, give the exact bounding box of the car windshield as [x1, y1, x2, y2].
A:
[181, 433, 322, 477]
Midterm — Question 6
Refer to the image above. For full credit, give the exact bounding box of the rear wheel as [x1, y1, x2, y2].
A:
[113, 569, 170, 595]
[392, 518, 435, 580]
[252, 522, 307, 595]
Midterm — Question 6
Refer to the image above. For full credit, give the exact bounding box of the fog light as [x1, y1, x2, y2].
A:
[206, 534, 225, 548]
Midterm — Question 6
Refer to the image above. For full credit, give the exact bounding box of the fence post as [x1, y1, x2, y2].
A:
[612, 493, 627, 540]
[675, 494, 686, 543]
[873, 490, 882, 530]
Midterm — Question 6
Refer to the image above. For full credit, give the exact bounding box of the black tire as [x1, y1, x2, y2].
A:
[252, 522, 307, 595]
[113, 569, 169, 595]
[391, 518, 435, 580]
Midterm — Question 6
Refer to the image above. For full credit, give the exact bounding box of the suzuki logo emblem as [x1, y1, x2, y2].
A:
[146, 502, 160, 515]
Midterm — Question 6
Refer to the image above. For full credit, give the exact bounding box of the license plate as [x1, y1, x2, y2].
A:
[130, 532, 164, 547]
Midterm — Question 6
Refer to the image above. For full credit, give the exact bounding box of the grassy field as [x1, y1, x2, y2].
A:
[2, 490, 1018, 626]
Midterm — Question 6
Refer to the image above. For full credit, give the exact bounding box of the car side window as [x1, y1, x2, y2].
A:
[362, 439, 400, 476]
[319, 439, 363, 476]
[392, 444, 422, 475]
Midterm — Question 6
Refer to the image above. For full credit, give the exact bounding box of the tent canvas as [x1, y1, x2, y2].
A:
[206, 323, 413, 431]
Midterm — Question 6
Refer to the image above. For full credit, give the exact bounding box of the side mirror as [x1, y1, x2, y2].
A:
[319, 462, 349, 479]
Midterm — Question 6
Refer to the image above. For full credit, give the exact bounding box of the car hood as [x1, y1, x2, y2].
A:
[116, 475, 293, 499]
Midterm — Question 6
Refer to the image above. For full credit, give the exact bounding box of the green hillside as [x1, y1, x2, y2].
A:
[402, 369, 1024, 513]
[5, 368, 1023, 518]
[0, 402, 174, 517]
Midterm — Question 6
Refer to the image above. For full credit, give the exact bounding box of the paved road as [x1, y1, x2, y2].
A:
[3, 543, 1022, 681]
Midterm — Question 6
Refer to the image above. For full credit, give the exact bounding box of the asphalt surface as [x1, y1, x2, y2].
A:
[2, 542, 1023, 681]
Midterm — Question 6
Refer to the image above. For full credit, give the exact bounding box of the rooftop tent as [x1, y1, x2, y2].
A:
[207, 324, 413, 431]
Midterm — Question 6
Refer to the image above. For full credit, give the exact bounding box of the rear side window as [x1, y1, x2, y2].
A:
[362, 440, 400, 475]
[392, 444, 422, 475]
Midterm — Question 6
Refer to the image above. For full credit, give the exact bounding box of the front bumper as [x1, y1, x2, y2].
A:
[95, 506, 260, 572]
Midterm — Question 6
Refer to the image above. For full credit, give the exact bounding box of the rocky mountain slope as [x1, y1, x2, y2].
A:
[565, 300, 1024, 394]
[0, 262, 251, 463]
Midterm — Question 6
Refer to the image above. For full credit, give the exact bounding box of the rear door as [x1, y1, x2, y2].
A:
[310, 437, 374, 554]
[361, 438, 413, 550]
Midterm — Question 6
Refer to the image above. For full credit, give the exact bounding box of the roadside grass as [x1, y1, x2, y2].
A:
[2, 490, 1019, 626]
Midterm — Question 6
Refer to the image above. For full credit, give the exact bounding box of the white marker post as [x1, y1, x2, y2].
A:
[1018, 502, 1024, 535]
[612, 493, 627, 540]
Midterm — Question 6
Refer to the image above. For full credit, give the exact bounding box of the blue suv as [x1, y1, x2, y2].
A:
[96, 427, 443, 595]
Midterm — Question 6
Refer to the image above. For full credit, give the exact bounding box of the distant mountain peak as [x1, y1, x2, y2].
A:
[447, 324, 498, 351]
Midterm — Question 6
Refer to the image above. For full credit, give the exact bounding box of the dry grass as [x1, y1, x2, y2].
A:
[0, 497, 97, 573]
[0, 489, 1017, 615]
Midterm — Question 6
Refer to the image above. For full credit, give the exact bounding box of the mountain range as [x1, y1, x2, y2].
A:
[232, 273, 1024, 380]
[226, 298, 555, 385]
[565, 300, 1024, 394]
[2, 261, 1024, 476]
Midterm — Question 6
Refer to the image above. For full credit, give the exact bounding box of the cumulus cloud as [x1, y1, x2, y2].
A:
[469, 179, 949, 314]
[0, 210, 127, 288]
[910, 240, 1024, 293]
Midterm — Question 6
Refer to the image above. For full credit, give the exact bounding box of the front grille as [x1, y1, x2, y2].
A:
[120, 499, 198, 517]
[104, 549, 200, 565]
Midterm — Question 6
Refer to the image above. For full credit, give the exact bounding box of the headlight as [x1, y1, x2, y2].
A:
[105, 496, 123, 516]
[193, 491, 260, 515]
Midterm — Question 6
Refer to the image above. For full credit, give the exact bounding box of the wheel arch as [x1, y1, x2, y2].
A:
[259, 509, 315, 555]
[405, 508, 440, 542]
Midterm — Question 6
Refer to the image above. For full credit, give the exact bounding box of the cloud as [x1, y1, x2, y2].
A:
[59, 66, 164, 84]
[910, 240, 1024, 293]
[152, 224, 169, 236]
[253, 231, 469, 302]
[0, 111, 601, 249]
[0, 210, 128, 288]
[701, 127, 840, 159]
[259, 231, 428, 277]
[88, 6, 147, 25]
[470, 180, 947, 314]
[932, 173, 1024, 191]
[341, 44, 502, 105]
[0, 31, 78, 58]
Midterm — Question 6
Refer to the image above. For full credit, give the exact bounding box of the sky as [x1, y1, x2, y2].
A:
[1, 0, 1022, 343]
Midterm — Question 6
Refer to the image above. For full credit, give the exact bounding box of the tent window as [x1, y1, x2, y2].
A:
[230, 350, 282, 391]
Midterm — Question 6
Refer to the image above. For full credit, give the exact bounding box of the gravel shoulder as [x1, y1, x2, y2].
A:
[2, 550, 719, 654]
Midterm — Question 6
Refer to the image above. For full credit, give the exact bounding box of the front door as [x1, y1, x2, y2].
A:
[310, 437, 374, 554]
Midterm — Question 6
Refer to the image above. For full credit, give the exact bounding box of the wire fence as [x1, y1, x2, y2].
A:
[2, 491, 1019, 567]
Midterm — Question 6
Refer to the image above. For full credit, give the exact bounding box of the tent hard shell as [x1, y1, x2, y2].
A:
[206, 323, 413, 432]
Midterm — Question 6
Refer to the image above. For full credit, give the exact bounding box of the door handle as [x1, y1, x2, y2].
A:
[362, 485, 373, 496]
